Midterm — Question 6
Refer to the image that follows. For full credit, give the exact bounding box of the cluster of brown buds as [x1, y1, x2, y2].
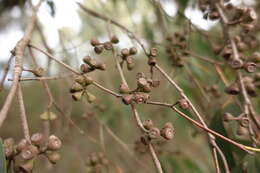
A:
[69, 73, 96, 102]
[165, 33, 187, 67]
[121, 73, 160, 105]
[199, 0, 220, 20]
[85, 152, 109, 173]
[223, 112, 252, 137]
[140, 120, 174, 145]
[80, 56, 106, 74]
[3, 134, 62, 173]
[119, 47, 137, 70]
[90, 35, 119, 54]
[225, 76, 259, 97]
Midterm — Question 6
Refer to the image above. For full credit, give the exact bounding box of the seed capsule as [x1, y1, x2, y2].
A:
[21, 145, 39, 160]
[243, 62, 256, 73]
[178, 99, 189, 109]
[17, 139, 30, 153]
[148, 127, 160, 139]
[129, 47, 137, 55]
[161, 127, 174, 140]
[225, 82, 240, 95]
[19, 159, 35, 173]
[119, 83, 131, 94]
[31, 133, 44, 147]
[230, 59, 243, 69]
[70, 82, 84, 93]
[143, 119, 153, 130]
[90, 38, 100, 46]
[122, 95, 133, 105]
[85, 92, 96, 103]
[110, 35, 119, 44]
[148, 57, 156, 66]
[103, 41, 113, 50]
[47, 135, 62, 151]
[94, 45, 104, 54]
[121, 48, 129, 58]
[46, 151, 61, 164]
[150, 48, 158, 57]
[95, 63, 106, 71]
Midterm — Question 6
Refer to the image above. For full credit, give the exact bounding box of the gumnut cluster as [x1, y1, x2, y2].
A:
[119, 47, 137, 71]
[140, 120, 175, 146]
[90, 35, 119, 54]
[85, 152, 109, 173]
[3, 133, 62, 173]
[121, 72, 160, 105]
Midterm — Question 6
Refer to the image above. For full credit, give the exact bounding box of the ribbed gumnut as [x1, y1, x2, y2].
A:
[90, 38, 100, 46]
[46, 151, 61, 164]
[149, 48, 158, 57]
[178, 98, 189, 109]
[160, 127, 174, 140]
[103, 41, 113, 50]
[121, 48, 129, 58]
[70, 82, 84, 93]
[245, 83, 257, 97]
[21, 145, 39, 160]
[110, 35, 119, 44]
[225, 82, 240, 95]
[94, 45, 104, 54]
[133, 93, 150, 104]
[143, 119, 153, 130]
[119, 83, 131, 94]
[137, 77, 148, 88]
[47, 135, 62, 151]
[230, 59, 243, 69]
[85, 92, 96, 103]
[3, 138, 15, 158]
[83, 56, 97, 67]
[148, 127, 160, 139]
[18, 159, 35, 173]
[242, 7, 257, 23]
[75, 75, 93, 86]
[126, 56, 134, 70]
[129, 47, 137, 55]
[122, 94, 133, 105]
[80, 64, 94, 73]
[72, 91, 84, 101]
[30, 133, 44, 147]
[223, 112, 234, 122]
[221, 46, 233, 60]
[243, 62, 256, 73]
[16, 139, 30, 153]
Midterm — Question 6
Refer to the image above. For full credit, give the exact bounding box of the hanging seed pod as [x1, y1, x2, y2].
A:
[122, 94, 133, 105]
[137, 77, 148, 89]
[164, 122, 173, 129]
[31, 133, 44, 147]
[121, 48, 129, 58]
[94, 45, 104, 54]
[46, 151, 61, 164]
[225, 82, 240, 95]
[80, 64, 93, 73]
[254, 72, 260, 81]
[103, 41, 113, 50]
[72, 91, 84, 101]
[47, 135, 62, 151]
[243, 62, 256, 73]
[223, 112, 234, 122]
[143, 119, 154, 130]
[148, 127, 160, 139]
[150, 48, 158, 57]
[110, 35, 119, 44]
[3, 138, 15, 158]
[126, 56, 134, 70]
[90, 153, 99, 165]
[21, 145, 39, 160]
[230, 59, 243, 69]
[245, 83, 257, 97]
[140, 135, 149, 145]
[90, 38, 100, 46]
[75, 75, 93, 86]
[160, 127, 174, 140]
[251, 52, 260, 62]
[17, 139, 30, 153]
[242, 7, 257, 23]
[119, 83, 131, 94]
[70, 82, 84, 93]
[241, 23, 254, 33]
[237, 42, 248, 52]
[85, 92, 96, 103]
[129, 47, 137, 55]
[133, 93, 150, 104]
[19, 159, 35, 173]
[178, 98, 189, 109]
[148, 57, 156, 66]
[221, 47, 233, 60]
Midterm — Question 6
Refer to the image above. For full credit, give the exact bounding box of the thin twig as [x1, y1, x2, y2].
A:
[0, 55, 14, 91]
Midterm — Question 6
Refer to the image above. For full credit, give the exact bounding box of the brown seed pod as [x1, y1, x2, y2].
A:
[243, 62, 256, 73]
[85, 92, 96, 103]
[95, 63, 106, 71]
[254, 72, 260, 81]
[133, 93, 150, 103]
[148, 127, 160, 139]
[148, 57, 156, 66]
[47, 135, 62, 151]
[80, 64, 93, 73]
[164, 122, 173, 129]
[160, 127, 174, 140]
[31, 133, 44, 147]
[94, 45, 104, 54]
[237, 125, 248, 136]
[221, 47, 233, 60]
[90, 38, 100, 46]
[122, 94, 133, 105]
[140, 135, 149, 145]
[119, 83, 131, 94]
[150, 48, 158, 57]
[103, 41, 113, 50]
[245, 83, 257, 97]
[46, 151, 61, 164]
[129, 47, 137, 55]
[178, 98, 189, 109]
[225, 82, 240, 95]
[121, 48, 129, 58]
[70, 82, 84, 93]
[90, 153, 99, 165]
[230, 59, 243, 69]
[143, 119, 154, 130]
[32, 67, 44, 77]
[239, 118, 249, 128]
[223, 112, 234, 122]
[110, 35, 119, 44]
[17, 139, 30, 153]
[75, 75, 93, 86]
[137, 77, 148, 89]
[251, 52, 260, 63]
[126, 57, 135, 70]
[21, 145, 39, 160]
[242, 7, 257, 23]
[208, 11, 220, 20]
